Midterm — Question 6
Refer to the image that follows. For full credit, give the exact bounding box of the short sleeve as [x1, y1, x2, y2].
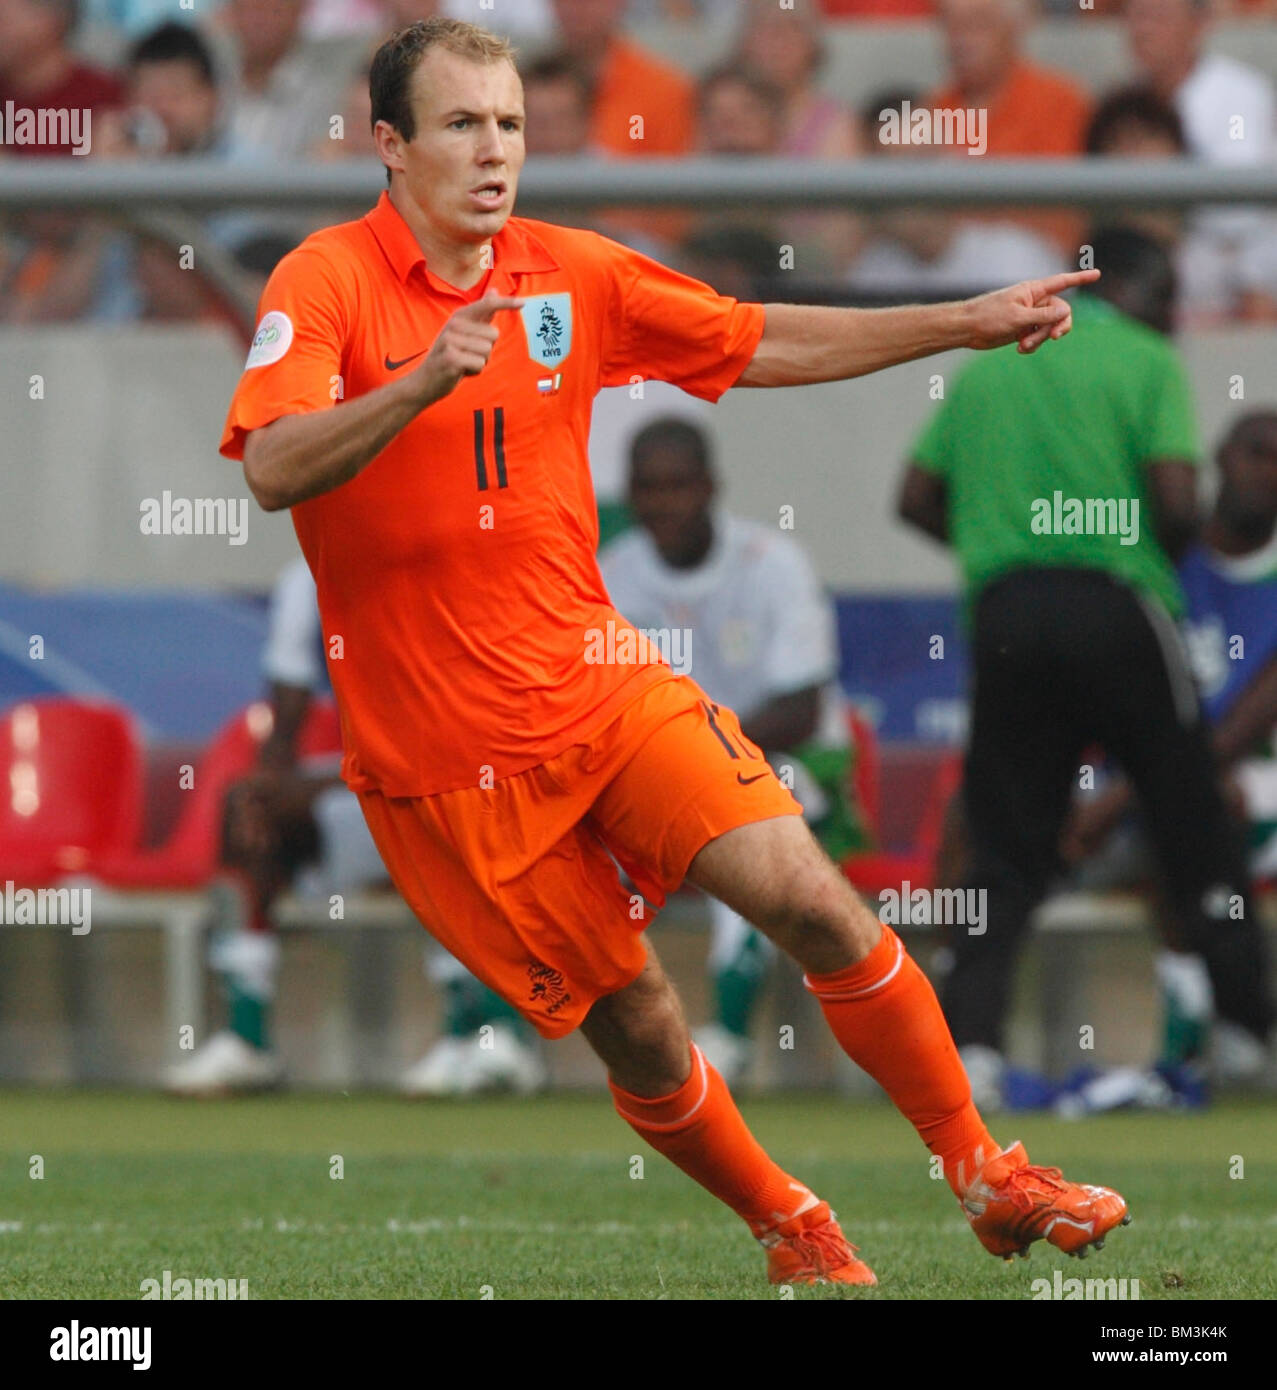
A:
[597, 239, 765, 402]
[1141, 343, 1200, 466]
[219, 245, 349, 462]
[759, 542, 839, 695]
[911, 386, 959, 478]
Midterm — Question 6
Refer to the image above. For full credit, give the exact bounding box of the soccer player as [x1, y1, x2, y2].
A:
[221, 18, 1127, 1285]
[601, 417, 865, 1086]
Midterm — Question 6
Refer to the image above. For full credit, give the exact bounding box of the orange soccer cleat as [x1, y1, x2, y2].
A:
[960, 1141, 1131, 1260]
[758, 1200, 878, 1286]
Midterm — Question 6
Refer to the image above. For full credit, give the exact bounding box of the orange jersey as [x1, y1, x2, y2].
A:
[220, 192, 764, 796]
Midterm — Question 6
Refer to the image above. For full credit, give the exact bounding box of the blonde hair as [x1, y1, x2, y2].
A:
[369, 17, 519, 146]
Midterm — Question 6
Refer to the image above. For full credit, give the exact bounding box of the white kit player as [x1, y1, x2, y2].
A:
[601, 418, 863, 1085]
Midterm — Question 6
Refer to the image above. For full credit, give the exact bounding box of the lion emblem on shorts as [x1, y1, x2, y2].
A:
[527, 963, 572, 1015]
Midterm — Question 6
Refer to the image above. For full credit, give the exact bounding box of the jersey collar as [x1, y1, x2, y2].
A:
[364, 190, 560, 287]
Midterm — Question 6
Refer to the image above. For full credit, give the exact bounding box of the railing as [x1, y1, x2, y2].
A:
[3, 157, 1277, 211]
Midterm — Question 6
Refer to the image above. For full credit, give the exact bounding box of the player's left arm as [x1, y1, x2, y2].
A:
[736, 270, 1100, 387]
[898, 464, 949, 543]
[1145, 460, 1201, 560]
[1212, 654, 1277, 769]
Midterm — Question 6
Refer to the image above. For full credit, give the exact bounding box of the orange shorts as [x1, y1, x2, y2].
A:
[357, 672, 800, 1038]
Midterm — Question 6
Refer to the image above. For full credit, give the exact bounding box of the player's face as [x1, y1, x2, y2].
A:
[1127, 0, 1200, 77]
[396, 49, 525, 244]
[130, 60, 218, 154]
[698, 80, 779, 156]
[738, 11, 815, 93]
[1220, 420, 1277, 532]
[228, 0, 304, 68]
[0, 0, 62, 71]
[938, 0, 1017, 93]
[629, 450, 715, 567]
[522, 78, 589, 156]
[551, 0, 623, 51]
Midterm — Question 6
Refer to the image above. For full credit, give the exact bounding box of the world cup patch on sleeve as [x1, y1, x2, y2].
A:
[520, 293, 572, 369]
[244, 310, 294, 369]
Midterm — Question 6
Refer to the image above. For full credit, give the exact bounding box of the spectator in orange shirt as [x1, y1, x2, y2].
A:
[925, 0, 1091, 253]
[549, 0, 695, 156]
[522, 52, 674, 255]
[926, 0, 1090, 157]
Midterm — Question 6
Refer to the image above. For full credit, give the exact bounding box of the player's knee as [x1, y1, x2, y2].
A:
[586, 966, 691, 1096]
[757, 863, 879, 971]
[621, 974, 685, 1054]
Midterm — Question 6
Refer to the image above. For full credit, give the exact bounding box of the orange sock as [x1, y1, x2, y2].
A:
[806, 926, 998, 1196]
[610, 1044, 818, 1237]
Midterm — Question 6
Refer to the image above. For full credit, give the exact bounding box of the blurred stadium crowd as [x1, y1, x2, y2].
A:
[3, 0, 1277, 327]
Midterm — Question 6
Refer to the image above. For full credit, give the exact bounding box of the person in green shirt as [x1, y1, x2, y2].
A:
[898, 226, 1274, 1108]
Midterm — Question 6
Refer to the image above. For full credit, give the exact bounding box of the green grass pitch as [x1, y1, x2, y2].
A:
[2, 1090, 1274, 1299]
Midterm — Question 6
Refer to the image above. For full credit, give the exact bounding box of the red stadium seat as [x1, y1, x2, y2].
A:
[85, 698, 342, 890]
[0, 698, 145, 884]
[841, 709, 963, 895]
[296, 699, 342, 758]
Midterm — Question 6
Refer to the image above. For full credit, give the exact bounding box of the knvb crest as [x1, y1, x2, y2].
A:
[520, 293, 572, 369]
[527, 962, 572, 1016]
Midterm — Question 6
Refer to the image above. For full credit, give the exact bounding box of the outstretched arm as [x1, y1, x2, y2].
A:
[736, 271, 1101, 389]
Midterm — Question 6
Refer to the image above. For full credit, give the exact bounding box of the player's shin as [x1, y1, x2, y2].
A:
[805, 926, 999, 1196]
[609, 1043, 818, 1236]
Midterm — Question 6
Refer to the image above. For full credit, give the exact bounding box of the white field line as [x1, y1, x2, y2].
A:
[1, 1213, 1274, 1238]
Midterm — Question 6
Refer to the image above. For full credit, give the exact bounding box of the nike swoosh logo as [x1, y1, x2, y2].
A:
[737, 772, 768, 786]
[384, 348, 427, 371]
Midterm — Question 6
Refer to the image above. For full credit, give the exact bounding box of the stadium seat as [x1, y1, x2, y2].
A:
[841, 709, 963, 896]
[84, 699, 342, 890]
[0, 697, 145, 884]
